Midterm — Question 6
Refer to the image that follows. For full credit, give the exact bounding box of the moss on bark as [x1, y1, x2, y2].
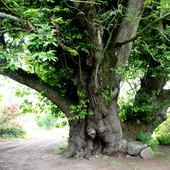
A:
[122, 120, 151, 142]
[102, 50, 117, 109]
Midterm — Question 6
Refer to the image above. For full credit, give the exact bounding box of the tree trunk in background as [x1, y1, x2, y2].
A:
[123, 58, 170, 141]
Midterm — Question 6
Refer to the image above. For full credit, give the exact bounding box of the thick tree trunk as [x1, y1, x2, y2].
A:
[62, 0, 146, 158]
[63, 65, 127, 159]
[123, 58, 170, 141]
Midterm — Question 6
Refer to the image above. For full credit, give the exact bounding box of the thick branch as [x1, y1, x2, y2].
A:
[0, 68, 75, 118]
[0, 12, 34, 30]
[114, 12, 170, 46]
[0, 12, 25, 24]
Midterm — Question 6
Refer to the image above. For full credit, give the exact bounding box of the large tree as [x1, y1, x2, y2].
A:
[0, 0, 170, 158]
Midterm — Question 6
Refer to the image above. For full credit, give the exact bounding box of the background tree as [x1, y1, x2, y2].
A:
[0, 0, 170, 158]
[120, 1, 170, 141]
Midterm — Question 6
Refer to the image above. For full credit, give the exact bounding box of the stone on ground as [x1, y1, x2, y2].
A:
[140, 147, 155, 159]
[127, 141, 147, 156]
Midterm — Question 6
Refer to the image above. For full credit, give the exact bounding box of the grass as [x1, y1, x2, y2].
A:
[102, 155, 108, 160]
[54, 143, 68, 154]
[129, 163, 140, 169]
[154, 151, 166, 156]
[108, 161, 125, 166]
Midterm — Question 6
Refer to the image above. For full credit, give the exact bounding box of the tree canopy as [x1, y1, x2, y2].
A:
[1, 0, 170, 158]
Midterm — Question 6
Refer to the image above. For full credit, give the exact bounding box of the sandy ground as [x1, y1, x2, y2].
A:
[0, 137, 170, 170]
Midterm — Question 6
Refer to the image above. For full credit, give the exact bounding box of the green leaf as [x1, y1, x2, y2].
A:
[137, 119, 141, 124]
[52, 42, 58, 47]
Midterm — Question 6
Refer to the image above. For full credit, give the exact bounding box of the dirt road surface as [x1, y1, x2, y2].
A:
[1, 137, 170, 170]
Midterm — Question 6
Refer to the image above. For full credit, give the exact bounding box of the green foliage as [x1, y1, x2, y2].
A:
[0, 94, 2, 102]
[68, 91, 94, 120]
[156, 134, 170, 145]
[1, 0, 78, 95]
[155, 112, 170, 145]
[15, 84, 68, 128]
[137, 132, 159, 151]
[111, 66, 124, 75]
[101, 90, 111, 101]
[117, 0, 170, 126]
[0, 127, 26, 138]
[35, 112, 57, 129]
[16, 86, 65, 119]
[119, 90, 167, 123]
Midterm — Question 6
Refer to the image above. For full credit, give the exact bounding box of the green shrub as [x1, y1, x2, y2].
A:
[0, 127, 26, 138]
[137, 132, 159, 151]
[156, 134, 170, 145]
[154, 111, 170, 145]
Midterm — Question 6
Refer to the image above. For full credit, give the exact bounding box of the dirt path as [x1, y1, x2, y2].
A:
[1, 137, 170, 170]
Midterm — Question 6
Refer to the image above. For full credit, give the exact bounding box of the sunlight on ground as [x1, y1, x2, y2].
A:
[19, 113, 69, 139]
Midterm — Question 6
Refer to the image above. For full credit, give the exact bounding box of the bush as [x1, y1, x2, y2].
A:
[0, 103, 26, 138]
[137, 132, 159, 151]
[0, 127, 26, 138]
[156, 134, 170, 145]
[154, 111, 170, 145]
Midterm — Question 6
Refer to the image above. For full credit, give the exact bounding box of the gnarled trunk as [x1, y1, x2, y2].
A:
[63, 63, 126, 158]
[60, 0, 146, 158]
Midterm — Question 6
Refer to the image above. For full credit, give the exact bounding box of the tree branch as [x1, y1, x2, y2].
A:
[0, 12, 34, 30]
[0, 12, 25, 24]
[114, 12, 170, 46]
[0, 68, 75, 118]
[0, 28, 31, 34]
[0, 0, 18, 16]
[69, 0, 101, 5]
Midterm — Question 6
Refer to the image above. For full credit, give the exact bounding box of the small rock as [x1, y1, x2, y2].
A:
[126, 155, 139, 158]
[127, 141, 147, 156]
[119, 139, 127, 153]
[126, 155, 133, 158]
[140, 147, 155, 159]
